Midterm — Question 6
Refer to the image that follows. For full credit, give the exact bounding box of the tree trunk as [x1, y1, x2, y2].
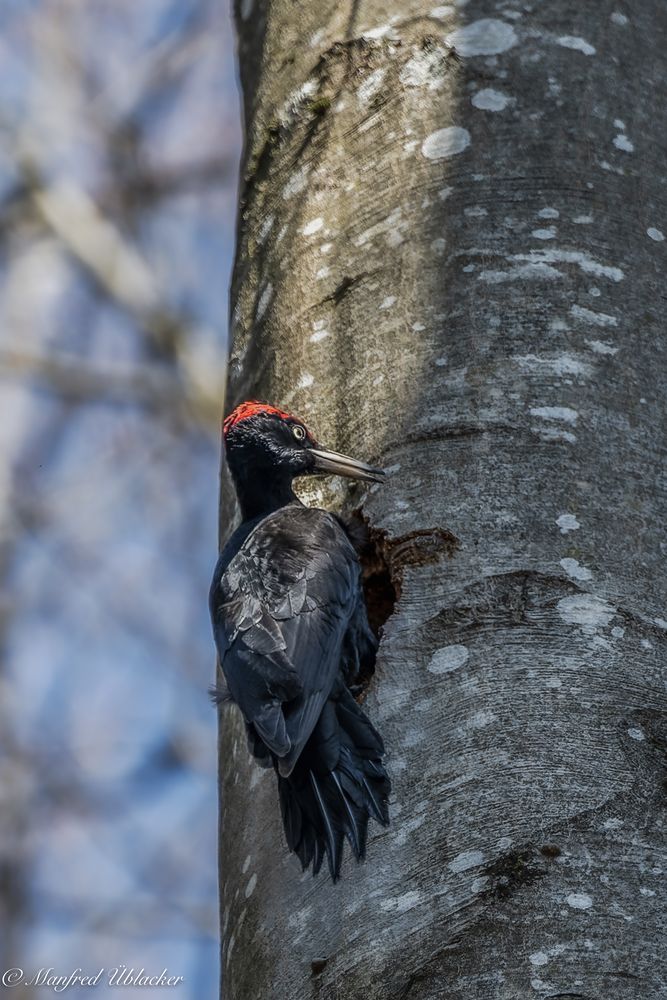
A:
[219, 2, 666, 997]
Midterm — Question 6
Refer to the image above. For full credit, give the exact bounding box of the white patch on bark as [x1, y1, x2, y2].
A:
[258, 214, 274, 243]
[428, 644, 470, 674]
[421, 127, 471, 160]
[614, 134, 634, 152]
[508, 249, 623, 281]
[380, 890, 421, 913]
[556, 513, 580, 534]
[573, 214, 593, 224]
[479, 262, 562, 283]
[557, 36, 596, 56]
[245, 873, 258, 898]
[530, 978, 550, 992]
[647, 227, 665, 241]
[355, 208, 405, 248]
[414, 698, 433, 713]
[315, 266, 330, 281]
[610, 11, 629, 25]
[310, 329, 330, 343]
[532, 227, 557, 240]
[449, 244, 618, 283]
[279, 80, 318, 126]
[538, 207, 560, 219]
[242, 854, 252, 873]
[537, 429, 576, 443]
[516, 354, 590, 376]
[604, 817, 624, 829]
[379, 295, 396, 310]
[358, 68, 387, 104]
[472, 88, 510, 111]
[446, 19, 518, 56]
[557, 595, 616, 629]
[530, 406, 578, 424]
[297, 373, 314, 389]
[431, 4, 455, 15]
[586, 339, 618, 355]
[248, 765, 264, 789]
[464, 710, 496, 730]
[571, 304, 618, 327]
[530, 944, 567, 967]
[302, 217, 323, 236]
[438, 185, 454, 200]
[560, 558, 593, 582]
[256, 283, 273, 320]
[362, 23, 398, 41]
[400, 47, 448, 90]
[392, 815, 428, 847]
[449, 849, 485, 873]
[566, 892, 593, 909]
[627, 727, 645, 741]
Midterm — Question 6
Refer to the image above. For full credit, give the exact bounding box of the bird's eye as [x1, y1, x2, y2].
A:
[292, 424, 307, 442]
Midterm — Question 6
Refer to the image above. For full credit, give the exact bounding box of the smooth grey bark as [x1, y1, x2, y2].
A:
[218, 2, 666, 997]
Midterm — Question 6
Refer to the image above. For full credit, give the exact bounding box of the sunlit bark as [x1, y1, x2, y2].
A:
[220, 2, 667, 997]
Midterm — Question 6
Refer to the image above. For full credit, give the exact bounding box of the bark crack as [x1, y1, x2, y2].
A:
[312, 271, 378, 309]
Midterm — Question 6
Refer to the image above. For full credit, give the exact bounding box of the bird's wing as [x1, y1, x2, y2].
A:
[210, 505, 360, 772]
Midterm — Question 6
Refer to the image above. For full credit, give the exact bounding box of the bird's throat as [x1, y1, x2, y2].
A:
[233, 468, 298, 521]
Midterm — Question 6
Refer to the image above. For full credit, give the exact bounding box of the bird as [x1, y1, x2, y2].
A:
[209, 400, 390, 882]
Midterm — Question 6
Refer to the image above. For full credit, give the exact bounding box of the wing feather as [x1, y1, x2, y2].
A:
[210, 505, 360, 773]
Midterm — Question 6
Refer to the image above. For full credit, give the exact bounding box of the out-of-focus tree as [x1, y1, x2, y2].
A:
[0, 2, 240, 995]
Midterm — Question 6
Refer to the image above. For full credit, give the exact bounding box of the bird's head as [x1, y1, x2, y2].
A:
[223, 400, 385, 485]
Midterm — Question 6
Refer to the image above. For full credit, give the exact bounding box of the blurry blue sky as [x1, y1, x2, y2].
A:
[0, 1, 241, 995]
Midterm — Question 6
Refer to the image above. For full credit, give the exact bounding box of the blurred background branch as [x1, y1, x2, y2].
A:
[0, 0, 240, 993]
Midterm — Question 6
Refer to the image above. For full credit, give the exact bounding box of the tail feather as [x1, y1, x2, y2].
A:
[276, 693, 390, 881]
[309, 771, 343, 880]
[331, 770, 363, 857]
[336, 688, 386, 756]
[361, 774, 389, 827]
[312, 837, 324, 876]
[279, 779, 302, 852]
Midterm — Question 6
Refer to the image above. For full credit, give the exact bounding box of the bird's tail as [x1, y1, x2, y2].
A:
[277, 688, 390, 882]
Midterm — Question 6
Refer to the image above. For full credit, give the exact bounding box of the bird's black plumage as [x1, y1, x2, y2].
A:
[210, 401, 390, 881]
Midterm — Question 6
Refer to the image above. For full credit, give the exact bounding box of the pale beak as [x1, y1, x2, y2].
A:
[310, 447, 385, 484]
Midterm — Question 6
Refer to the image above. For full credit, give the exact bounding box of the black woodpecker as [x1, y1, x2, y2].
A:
[210, 400, 390, 882]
